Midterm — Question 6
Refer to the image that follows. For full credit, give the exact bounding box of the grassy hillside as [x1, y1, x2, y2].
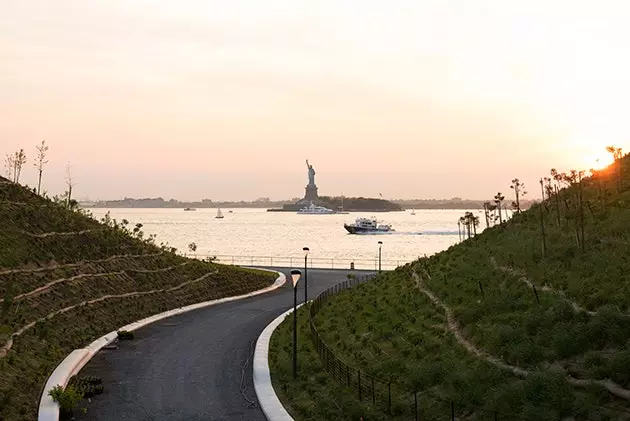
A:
[271, 154, 630, 420]
[0, 177, 276, 421]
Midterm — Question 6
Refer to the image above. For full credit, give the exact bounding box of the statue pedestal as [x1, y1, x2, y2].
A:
[304, 185, 319, 201]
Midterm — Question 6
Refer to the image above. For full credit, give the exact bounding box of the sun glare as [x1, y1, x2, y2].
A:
[590, 153, 615, 170]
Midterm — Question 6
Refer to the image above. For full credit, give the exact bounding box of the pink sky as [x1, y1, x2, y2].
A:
[2, 0, 629, 201]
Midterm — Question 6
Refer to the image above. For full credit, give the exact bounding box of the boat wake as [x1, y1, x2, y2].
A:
[353, 230, 458, 236]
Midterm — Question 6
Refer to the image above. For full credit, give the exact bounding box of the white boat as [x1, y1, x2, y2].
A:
[344, 217, 394, 234]
[297, 202, 335, 214]
[215, 208, 224, 219]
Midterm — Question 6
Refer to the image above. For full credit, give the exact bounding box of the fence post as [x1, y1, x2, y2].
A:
[358, 370, 362, 401]
[533, 285, 540, 304]
[494, 411, 498, 421]
[388, 383, 392, 414]
[414, 391, 418, 421]
[451, 401, 455, 421]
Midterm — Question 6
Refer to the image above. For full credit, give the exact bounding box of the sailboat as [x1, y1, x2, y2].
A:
[336, 194, 350, 214]
[215, 208, 224, 219]
[410, 209, 416, 215]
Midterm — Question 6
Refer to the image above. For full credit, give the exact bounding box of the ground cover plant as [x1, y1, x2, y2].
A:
[0, 177, 276, 421]
[271, 152, 630, 420]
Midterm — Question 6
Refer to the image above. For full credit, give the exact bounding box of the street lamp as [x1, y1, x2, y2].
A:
[290, 268, 302, 379]
[303, 247, 309, 303]
[378, 241, 383, 273]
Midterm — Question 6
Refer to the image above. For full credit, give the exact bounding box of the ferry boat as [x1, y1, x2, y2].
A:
[297, 203, 335, 214]
[344, 217, 394, 234]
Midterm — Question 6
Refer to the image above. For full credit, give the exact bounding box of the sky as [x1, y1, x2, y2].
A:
[2, 0, 629, 201]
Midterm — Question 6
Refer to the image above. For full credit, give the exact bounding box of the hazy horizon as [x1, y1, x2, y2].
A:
[3, 1, 629, 201]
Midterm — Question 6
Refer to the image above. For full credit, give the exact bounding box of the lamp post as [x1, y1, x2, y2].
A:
[303, 247, 309, 303]
[290, 268, 302, 379]
[378, 241, 383, 273]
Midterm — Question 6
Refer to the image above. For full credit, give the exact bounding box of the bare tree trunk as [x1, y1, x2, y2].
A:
[554, 185, 561, 226]
[37, 169, 43, 195]
[579, 174, 586, 251]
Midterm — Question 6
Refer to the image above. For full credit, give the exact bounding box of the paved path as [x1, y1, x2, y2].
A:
[76, 268, 368, 421]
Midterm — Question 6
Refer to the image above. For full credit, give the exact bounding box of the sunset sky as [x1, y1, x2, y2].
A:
[2, 0, 629, 201]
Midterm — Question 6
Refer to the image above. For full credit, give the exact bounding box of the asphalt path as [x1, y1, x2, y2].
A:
[76, 268, 371, 421]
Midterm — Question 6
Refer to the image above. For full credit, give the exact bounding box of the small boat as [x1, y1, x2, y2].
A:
[344, 217, 394, 234]
[184, 207, 196, 211]
[297, 202, 335, 214]
[215, 208, 224, 219]
[228, 210, 233, 213]
[337, 196, 350, 214]
[410, 209, 416, 215]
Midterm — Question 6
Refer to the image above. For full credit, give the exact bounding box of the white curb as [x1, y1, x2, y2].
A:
[253, 303, 305, 421]
[38, 269, 286, 421]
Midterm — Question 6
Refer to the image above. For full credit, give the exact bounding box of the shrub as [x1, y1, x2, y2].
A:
[117, 330, 134, 340]
[48, 385, 83, 418]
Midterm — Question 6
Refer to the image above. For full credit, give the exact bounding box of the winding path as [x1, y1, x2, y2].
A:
[73, 268, 361, 421]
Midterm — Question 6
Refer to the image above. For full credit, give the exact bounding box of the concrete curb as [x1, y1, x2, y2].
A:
[254, 303, 304, 421]
[38, 269, 286, 421]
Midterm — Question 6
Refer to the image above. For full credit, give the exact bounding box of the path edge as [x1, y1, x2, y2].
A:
[253, 303, 304, 421]
[38, 268, 286, 421]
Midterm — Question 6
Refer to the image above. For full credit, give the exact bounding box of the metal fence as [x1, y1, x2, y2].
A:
[203, 254, 406, 270]
[307, 275, 624, 421]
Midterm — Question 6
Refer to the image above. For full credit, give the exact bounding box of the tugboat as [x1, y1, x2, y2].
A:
[344, 217, 394, 234]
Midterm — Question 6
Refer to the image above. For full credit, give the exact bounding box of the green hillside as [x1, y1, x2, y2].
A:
[271, 153, 630, 420]
[0, 177, 276, 421]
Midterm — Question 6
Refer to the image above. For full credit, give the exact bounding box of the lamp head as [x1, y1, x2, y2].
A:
[303, 247, 310, 256]
[290, 269, 302, 288]
[378, 241, 383, 245]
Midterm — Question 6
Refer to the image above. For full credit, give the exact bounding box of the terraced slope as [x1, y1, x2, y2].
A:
[271, 155, 630, 420]
[0, 177, 276, 421]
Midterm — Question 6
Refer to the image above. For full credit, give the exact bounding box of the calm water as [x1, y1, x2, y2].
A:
[88, 208, 481, 269]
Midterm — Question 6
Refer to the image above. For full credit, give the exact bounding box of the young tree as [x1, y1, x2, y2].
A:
[606, 145, 623, 193]
[3, 154, 14, 179]
[188, 242, 198, 257]
[65, 163, 75, 209]
[34, 140, 49, 195]
[8, 149, 27, 183]
[482, 201, 494, 228]
[510, 178, 526, 213]
[539, 178, 547, 257]
[493, 192, 505, 223]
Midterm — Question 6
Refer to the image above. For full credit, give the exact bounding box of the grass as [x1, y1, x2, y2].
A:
[270, 155, 630, 420]
[0, 177, 277, 421]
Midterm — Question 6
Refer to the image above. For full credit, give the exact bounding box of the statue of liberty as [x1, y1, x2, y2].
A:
[306, 159, 316, 187]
